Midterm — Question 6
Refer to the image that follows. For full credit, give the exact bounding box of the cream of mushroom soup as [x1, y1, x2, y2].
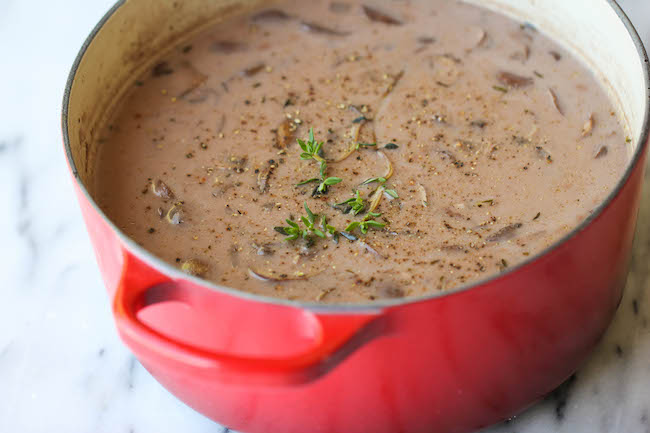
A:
[95, 0, 630, 302]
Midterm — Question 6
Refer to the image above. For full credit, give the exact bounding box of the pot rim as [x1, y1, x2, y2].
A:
[62, 0, 650, 313]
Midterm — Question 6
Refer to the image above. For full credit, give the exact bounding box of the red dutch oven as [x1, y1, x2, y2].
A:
[62, 1, 650, 432]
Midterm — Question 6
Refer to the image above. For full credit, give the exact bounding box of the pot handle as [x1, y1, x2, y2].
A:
[113, 253, 391, 386]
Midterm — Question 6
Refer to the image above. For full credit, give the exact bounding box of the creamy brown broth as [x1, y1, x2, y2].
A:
[96, 0, 630, 303]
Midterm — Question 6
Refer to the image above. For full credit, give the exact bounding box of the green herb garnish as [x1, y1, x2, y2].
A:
[356, 142, 377, 150]
[493, 85, 509, 93]
[318, 177, 342, 193]
[384, 143, 399, 150]
[297, 128, 343, 195]
[336, 190, 365, 215]
[361, 177, 387, 186]
[345, 212, 386, 234]
[296, 178, 320, 186]
[321, 214, 337, 235]
[274, 202, 326, 240]
[297, 128, 325, 163]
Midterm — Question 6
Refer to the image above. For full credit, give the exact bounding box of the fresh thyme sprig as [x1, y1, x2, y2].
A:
[295, 176, 342, 192]
[356, 142, 377, 150]
[336, 190, 365, 215]
[345, 212, 386, 234]
[297, 128, 325, 163]
[274, 202, 326, 241]
[296, 128, 343, 195]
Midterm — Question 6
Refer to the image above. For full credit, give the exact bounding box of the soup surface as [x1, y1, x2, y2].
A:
[96, 0, 630, 303]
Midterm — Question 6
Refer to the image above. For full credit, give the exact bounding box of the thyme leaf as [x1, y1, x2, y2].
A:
[318, 176, 342, 193]
[296, 178, 320, 186]
[297, 127, 325, 162]
[336, 190, 365, 215]
[275, 202, 328, 241]
[345, 212, 386, 235]
[361, 176, 387, 185]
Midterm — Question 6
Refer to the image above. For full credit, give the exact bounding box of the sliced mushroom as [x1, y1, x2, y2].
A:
[535, 146, 553, 163]
[240, 63, 266, 77]
[248, 268, 312, 282]
[181, 259, 209, 277]
[252, 242, 275, 256]
[594, 145, 608, 159]
[257, 161, 276, 193]
[229, 244, 240, 267]
[362, 5, 402, 25]
[359, 241, 385, 259]
[377, 150, 394, 180]
[466, 27, 488, 51]
[432, 55, 461, 87]
[300, 21, 350, 36]
[340, 231, 358, 242]
[548, 88, 564, 115]
[445, 207, 465, 220]
[497, 71, 534, 88]
[274, 119, 296, 149]
[316, 288, 336, 301]
[210, 40, 246, 53]
[180, 87, 218, 104]
[151, 180, 174, 199]
[510, 45, 531, 62]
[417, 36, 436, 45]
[367, 186, 385, 214]
[487, 223, 523, 242]
[382, 70, 405, 98]
[175, 62, 209, 100]
[440, 244, 467, 253]
[251, 9, 291, 22]
[417, 184, 428, 207]
[166, 203, 184, 225]
[378, 285, 405, 298]
[357, 119, 377, 144]
[152, 61, 174, 77]
[582, 114, 595, 137]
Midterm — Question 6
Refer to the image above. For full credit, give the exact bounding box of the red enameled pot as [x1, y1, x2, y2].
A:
[62, 1, 650, 432]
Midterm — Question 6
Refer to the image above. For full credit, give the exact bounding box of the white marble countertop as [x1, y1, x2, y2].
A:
[2, 1, 650, 432]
